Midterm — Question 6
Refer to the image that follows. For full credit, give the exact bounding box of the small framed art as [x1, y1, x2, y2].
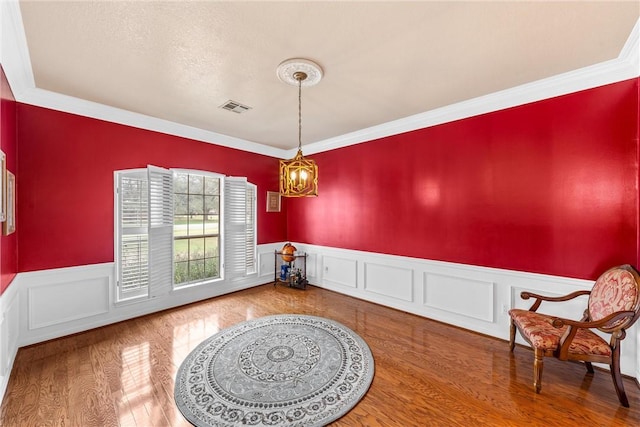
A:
[3, 170, 14, 235]
[266, 191, 281, 212]
[0, 150, 5, 222]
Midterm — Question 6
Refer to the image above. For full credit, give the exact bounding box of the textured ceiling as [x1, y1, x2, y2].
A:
[12, 1, 640, 151]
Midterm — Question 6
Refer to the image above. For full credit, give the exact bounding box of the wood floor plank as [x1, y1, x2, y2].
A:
[67, 345, 119, 426]
[34, 353, 69, 426]
[4, 359, 43, 426]
[1, 284, 639, 426]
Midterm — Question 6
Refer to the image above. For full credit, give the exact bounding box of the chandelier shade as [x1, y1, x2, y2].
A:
[279, 150, 318, 197]
[277, 58, 321, 198]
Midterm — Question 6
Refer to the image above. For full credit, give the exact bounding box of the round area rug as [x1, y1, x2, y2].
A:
[174, 314, 375, 427]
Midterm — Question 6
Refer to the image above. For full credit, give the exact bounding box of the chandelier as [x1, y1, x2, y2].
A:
[277, 59, 322, 197]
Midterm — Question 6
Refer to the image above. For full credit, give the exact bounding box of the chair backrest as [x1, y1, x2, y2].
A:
[588, 264, 640, 332]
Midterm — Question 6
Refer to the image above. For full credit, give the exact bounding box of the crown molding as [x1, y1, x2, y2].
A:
[18, 87, 286, 158]
[301, 17, 640, 157]
[0, 0, 285, 159]
[0, 0, 35, 97]
[2, 1, 638, 160]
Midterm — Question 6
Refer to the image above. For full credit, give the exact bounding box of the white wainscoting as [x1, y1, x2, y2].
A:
[16, 243, 283, 347]
[365, 263, 414, 302]
[0, 242, 284, 402]
[294, 243, 640, 381]
[323, 256, 358, 288]
[2, 242, 639, 403]
[0, 281, 19, 404]
[424, 273, 495, 322]
[637, 337, 640, 385]
[28, 276, 111, 330]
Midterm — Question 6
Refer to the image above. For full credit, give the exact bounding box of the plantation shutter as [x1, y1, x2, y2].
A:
[116, 170, 149, 301]
[245, 184, 257, 274]
[224, 177, 248, 279]
[147, 165, 174, 297]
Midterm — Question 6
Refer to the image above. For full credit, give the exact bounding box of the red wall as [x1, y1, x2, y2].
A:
[11, 78, 640, 280]
[287, 79, 640, 280]
[17, 106, 287, 272]
[0, 66, 18, 294]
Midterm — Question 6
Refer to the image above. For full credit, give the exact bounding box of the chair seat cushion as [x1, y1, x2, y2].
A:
[509, 309, 611, 356]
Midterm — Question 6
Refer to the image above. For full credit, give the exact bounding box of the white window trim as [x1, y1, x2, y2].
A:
[114, 167, 258, 304]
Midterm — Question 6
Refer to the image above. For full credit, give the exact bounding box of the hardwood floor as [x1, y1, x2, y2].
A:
[1, 284, 639, 426]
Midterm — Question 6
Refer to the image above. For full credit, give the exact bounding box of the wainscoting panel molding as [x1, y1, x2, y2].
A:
[424, 273, 494, 322]
[11, 243, 284, 349]
[292, 243, 639, 380]
[0, 283, 19, 403]
[637, 338, 640, 383]
[28, 276, 111, 330]
[364, 263, 414, 302]
[305, 252, 318, 279]
[258, 250, 276, 280]
[0, 302, 4, 378]
[322, 256, 357, 289]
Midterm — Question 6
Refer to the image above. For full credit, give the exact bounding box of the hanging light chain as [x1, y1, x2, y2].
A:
[298, 76, 302, 151]
[293, 71, 307, 152]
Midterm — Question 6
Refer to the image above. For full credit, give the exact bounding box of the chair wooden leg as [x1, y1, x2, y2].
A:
[584, 361, 594, 374]
[533, 348, 544, 393]
[610, 350, 629, 407]
[509, 319, 516, 352]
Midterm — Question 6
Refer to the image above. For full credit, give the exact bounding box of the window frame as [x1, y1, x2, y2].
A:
[172, 169, 225, 289]
[114, 167, 258, 304]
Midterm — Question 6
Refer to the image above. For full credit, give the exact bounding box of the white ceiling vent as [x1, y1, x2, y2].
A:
[219, 100, 252, 114]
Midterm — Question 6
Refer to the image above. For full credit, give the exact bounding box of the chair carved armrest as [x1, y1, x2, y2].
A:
[551, 310, 635, 330]
[550, 310, 635, 359]
[520, 289, 591, 312]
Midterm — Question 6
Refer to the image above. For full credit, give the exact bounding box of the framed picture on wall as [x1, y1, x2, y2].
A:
[0, 150, 5, 223]
[3, 171, 15, 235]
[266, 191, 281, 212]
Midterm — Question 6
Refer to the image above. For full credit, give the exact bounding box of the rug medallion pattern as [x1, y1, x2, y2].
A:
[174, 314, 375, 426]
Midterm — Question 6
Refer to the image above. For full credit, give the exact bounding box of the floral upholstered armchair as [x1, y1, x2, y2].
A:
[509, 264, 640, 407]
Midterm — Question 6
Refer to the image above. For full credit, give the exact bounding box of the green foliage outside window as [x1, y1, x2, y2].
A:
[174, 172, 221, 286]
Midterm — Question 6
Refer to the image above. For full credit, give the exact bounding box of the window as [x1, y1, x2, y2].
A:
[114, 166, 257, 302]
[173, 171, 221, 287]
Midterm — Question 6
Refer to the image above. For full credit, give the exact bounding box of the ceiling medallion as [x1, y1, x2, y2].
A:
[276, 58, 323, 87]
